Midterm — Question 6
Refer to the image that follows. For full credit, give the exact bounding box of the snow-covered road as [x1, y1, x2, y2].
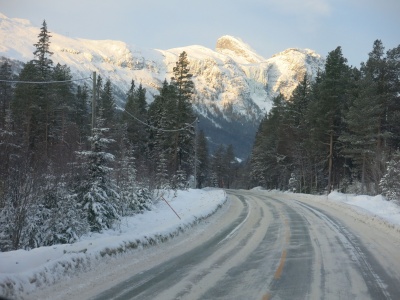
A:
[6, 189, 400, 299]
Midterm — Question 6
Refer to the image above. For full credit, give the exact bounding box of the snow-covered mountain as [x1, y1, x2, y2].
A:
[0, 13, 325, 158]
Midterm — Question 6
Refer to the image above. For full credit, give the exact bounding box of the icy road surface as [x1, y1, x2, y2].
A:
[31, 190, 400, 300]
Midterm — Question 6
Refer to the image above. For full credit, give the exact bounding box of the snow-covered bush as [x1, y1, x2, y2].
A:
[136, 187, 152, 212]
[380, 151, 400, 201]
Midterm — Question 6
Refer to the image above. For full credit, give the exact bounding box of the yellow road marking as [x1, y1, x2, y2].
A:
[274, 249, 287, 279]
[262, 293, 270, 300]
[263, 214, 291, 299]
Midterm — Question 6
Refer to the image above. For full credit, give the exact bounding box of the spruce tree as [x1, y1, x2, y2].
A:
[385, 45, 400, 150]
[76, 119, 119, 232]
[171, 51, 196, 176]
[284, 75, 313, 192]
[100, 79, 116, 128]
[51, 63, 75, 150]
[250, 94, 288, 189]
[123, 81, 148, 162]
[307, 47, 351, 192]
[33, 20, 53, 81]
[74, 83, 90, 141]
[0, 59, 14, 128]
[340, 74, 381, 194]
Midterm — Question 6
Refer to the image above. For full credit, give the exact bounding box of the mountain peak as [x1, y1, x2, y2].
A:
[215, 35, 264, 63]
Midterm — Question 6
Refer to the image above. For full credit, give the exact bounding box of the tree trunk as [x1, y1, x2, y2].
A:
[328, 131, 333, 193]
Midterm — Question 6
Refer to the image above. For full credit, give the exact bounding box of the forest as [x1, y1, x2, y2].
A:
[250, 41, 400, 198]
[0, 21, 242, 251]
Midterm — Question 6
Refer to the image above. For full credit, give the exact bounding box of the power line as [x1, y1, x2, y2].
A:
[116, 105, 198, 133]
[0, 77, 91, 84]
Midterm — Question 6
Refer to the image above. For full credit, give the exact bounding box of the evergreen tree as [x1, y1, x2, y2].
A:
[100, 79, 116, 128]
[155, 152, 170, 190]
[196, 130, 209, 188]
[50, 63, 75, 151]
[0, 59, 16, 192]
[224, 144, 236, 189]
[0, 59, 14, 128]
[123, 80, 148, 162]
[380, 151, 400, 201]
[76, 122, 119, 232]
[307, 47, 351, 192]
[148, 79, 180, 181]
[211, 144, 226, 188]
[171, 51, 196, 175]
[385, 45, 400, 150]
[250, 94, 289, 189]
[12, 62, 40, 152]
[74, 83, 90, 141]
[32, 20, 53, 81]
[340, 74, 381, 194]
[117, 139, 141, 215]
[33, 20, 55, 158]
[283, 75, 313, 192]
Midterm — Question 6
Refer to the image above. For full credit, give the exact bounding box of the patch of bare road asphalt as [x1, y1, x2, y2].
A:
[57, 190, 400, 300]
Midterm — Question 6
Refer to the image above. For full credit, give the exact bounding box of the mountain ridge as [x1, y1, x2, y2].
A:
[0, 13, 325, 158]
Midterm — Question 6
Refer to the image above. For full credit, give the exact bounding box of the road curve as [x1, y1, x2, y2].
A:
[36, 190, 400, 300]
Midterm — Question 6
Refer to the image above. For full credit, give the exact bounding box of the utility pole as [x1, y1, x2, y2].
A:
[91, 71, 96, 132]
[194, 118, 199, 188]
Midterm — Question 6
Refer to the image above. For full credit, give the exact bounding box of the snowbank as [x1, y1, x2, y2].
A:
[273, 189, 400, 234]
[0, 188, 227, 299]
[327, 191, 400, 229]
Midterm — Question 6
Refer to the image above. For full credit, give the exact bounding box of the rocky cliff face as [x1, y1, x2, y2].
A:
[0, 13, 325, 158]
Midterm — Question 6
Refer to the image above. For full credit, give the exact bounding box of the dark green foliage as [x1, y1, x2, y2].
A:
[99, 79, 116, 128]
[147, 52, 196, 187]
[250, 41, 400, 197]
[196, 130, 209, 188]
[32, 20, 53, 80]
[123, 80, 148, 163]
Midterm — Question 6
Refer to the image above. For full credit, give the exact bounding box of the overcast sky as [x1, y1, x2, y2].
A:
[1, 0, 399, 67]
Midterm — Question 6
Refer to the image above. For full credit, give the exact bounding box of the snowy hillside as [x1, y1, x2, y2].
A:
[0, 13, 325, 157]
